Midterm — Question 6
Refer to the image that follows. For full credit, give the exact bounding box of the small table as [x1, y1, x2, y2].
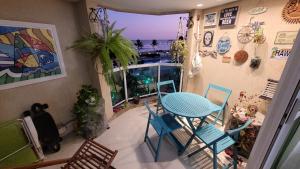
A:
[161, 92, 222, 154]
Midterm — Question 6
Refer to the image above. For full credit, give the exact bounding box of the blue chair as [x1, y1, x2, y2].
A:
[204, 84, 232, 126]
[144, 101, 182, 161]
[156, 80, 177, 113]
[188, 119, 253, 169]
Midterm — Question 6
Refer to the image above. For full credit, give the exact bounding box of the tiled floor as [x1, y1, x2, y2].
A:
[43, 105, 245, 169]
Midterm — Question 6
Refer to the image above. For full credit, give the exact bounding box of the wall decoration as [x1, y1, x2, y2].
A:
[219, 6, 239, 27]
[271, 47, 291, 59]
[234, 50, 249, 64]
[199, 50, 217, 59]
[253, 21, 266, 44]
[248, 7, 268, 15]
[238, 17, 255, 44]
[222, 56, 231, 63]
[203, 31, 214, 47]
[274, 31, 298, 45]
[204, 12, 218, 27]
[250, 57, 261, 69]
[217, 36, 231, 54]
[0, 20, 66, 90]
[282, 0, 300, 24]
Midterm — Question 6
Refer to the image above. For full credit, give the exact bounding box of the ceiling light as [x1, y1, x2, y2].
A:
[197, 3, 203, 7]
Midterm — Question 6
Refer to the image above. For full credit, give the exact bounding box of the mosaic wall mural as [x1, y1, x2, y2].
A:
[0, 20, 65, 90]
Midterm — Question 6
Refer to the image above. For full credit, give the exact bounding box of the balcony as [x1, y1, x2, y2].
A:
[0, 0, 299, 169]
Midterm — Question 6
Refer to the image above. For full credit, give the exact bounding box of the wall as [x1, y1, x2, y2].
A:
[184, 0, 299, 120]
[0, 0, 96, 124]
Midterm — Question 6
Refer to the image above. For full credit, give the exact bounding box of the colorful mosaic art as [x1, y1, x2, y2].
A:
[0, 20, 65, 90]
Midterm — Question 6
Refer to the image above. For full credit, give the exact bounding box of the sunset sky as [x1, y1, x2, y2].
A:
[108, 10, 188, 40]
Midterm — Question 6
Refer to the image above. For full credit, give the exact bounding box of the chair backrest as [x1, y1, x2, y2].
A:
[144, 101, 166, 129]
[204, 84, 232, 110]
[204, 84, 232, 125]
[226, 119, 253, 141]
[157, 80, 176, 100]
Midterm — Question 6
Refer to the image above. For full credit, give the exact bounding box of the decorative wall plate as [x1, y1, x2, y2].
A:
[217, 36, 231, 54]
[282, 0, 300, 24]
[234, 50, 249, 63]
[248, 7, 268, 15]
[203, 31, 214, 47]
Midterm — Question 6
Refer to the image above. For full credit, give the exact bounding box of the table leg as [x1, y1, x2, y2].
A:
[178, 117, 206, 155]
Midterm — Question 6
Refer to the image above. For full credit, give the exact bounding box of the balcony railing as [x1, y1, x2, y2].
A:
[111, 63, 183, 107]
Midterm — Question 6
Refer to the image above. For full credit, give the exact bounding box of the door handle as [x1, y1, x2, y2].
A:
[284, 98, 298, 124]
[294, 110, 300, 121]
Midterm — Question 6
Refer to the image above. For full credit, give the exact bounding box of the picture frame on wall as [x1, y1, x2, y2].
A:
[203, 31, 214, 47]
[0, 20, 66, 90]
[219, 6, 239, 27]
[274, 31, 297, 45]
[204, 12, 218, 27]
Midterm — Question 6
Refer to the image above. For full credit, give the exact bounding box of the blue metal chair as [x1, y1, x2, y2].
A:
[144, 101, 182, 161]
[204, 84, 232, 126]
[188, 119, 252, 169]
[156, 80, 177, 113]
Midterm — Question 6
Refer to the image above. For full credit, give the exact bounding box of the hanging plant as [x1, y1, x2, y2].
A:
[170, 37, 188, 63]
[71, 22, 138, 84]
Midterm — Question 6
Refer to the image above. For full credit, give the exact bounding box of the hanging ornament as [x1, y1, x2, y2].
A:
[189, 16, 202, 78]
[282, 0, 300, 24]
[234, 50, 249, 64]
[217, 35, 231, 54]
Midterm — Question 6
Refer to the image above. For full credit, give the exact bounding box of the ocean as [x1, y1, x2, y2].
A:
[132, 40, 174, 53]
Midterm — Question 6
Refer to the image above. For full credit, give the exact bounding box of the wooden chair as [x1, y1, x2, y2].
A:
[188, 119, 252, 169]
[10, 139, 118, 169]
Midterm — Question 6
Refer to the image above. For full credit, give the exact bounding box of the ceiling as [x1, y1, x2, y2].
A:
[96, 0, 238, 15]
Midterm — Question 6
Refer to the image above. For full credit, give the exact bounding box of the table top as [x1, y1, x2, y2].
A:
[161, 92, 222, 118]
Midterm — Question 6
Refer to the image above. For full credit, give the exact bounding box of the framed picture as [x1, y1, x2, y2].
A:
[0, 20, 66, 90]
[219, 6, 239, 27]
[204, 12, 218, 27]
[203, 31, 214, 47]
[274, 31, 297, 45]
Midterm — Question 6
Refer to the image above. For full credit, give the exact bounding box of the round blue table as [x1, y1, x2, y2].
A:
[161, 92, 222, 154]
[161, 92, 221, 118]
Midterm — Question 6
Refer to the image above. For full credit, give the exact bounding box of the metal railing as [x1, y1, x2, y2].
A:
[111, 63, 184, 107]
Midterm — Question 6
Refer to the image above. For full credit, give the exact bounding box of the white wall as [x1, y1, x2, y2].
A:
[0, 0, 96, 124]
[184, 0, 299, 120]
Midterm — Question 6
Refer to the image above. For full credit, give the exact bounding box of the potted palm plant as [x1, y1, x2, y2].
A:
[71, 22, 138, 84]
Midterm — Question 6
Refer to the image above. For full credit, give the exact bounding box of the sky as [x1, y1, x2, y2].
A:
[108, 10, 188, 40]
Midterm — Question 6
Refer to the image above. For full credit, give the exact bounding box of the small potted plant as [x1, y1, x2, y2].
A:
[73, 85, 103, 139]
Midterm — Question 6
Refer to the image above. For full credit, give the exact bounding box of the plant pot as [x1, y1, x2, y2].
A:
[250, 56, 261, 69]
[133, 96, 140, 104]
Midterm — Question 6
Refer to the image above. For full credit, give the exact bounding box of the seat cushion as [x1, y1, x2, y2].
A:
[196, 124, 235, 154]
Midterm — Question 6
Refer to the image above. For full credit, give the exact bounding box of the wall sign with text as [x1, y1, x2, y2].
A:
[219, 6, 239, 27]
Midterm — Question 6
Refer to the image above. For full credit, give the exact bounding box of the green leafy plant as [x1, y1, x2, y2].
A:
[73, 85, 102, 138]
[170, 38, 188, 63]
[71, 22, 138, 84]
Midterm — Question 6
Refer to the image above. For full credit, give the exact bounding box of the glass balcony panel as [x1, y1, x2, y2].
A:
[111, 71, 125, 106]
[160, 66, 181, 92]
[126, 66, 158, 98]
